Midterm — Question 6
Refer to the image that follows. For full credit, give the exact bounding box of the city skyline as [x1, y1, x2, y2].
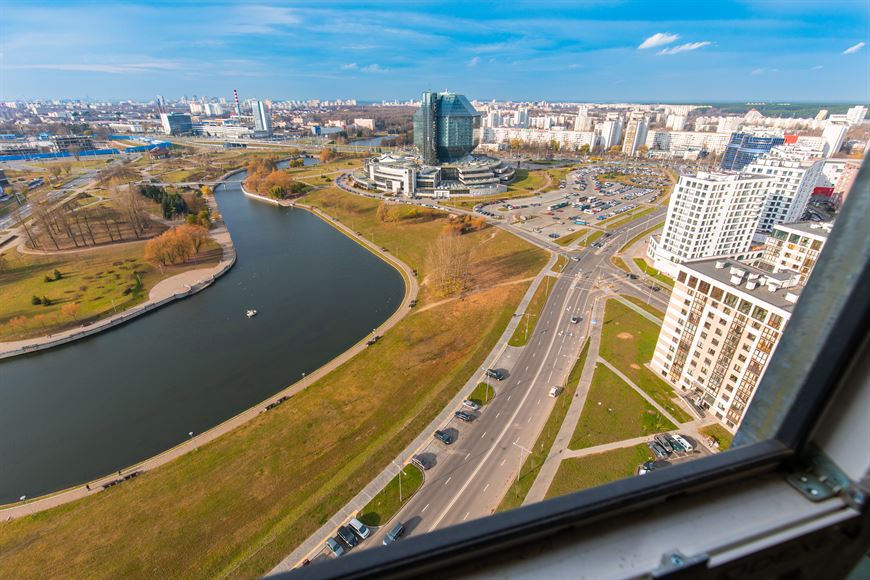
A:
[1, 1, 869, 102]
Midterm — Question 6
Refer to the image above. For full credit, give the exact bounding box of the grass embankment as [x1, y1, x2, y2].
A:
[357, 464, 424, 527]
[599, 300, 693, 423]
[619, 221, 664, 253]
[569, 364, 675, 450]
[580, 230, 604, 247]
[0, 186, 547, 579]
[620, 295, 665, 319]
[508, 275, 556, 347]
[497, 340, 590, 512]
[633, 258, 675, 287]
[700, 424, 734, 451]
[545, 444, 653, 499]
[554, 229, 587, 247]
[0, 241, 221, 340]
[468, 383, 496, 406]
[604, 206, 657, 230]
[551, 254, 568, 273]
[612, 256, 630, 272]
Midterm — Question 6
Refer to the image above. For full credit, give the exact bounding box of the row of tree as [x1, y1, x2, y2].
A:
[138, 184, 189, 219]
[243, 157, 309, 199]
[143, 224, 211, 268]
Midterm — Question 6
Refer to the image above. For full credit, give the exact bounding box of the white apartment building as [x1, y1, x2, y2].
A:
[645, 130, 732, 156]
[822, 122, 848, 157]
[599, 114, 623, 150]
[650, 258, 801, 432]
[621, 111, 648, 156]
[757, 221, 831, 285]
[483, 127, 597, 150]
[846, 105, 867, 125]
[665, 114, 687, 131]
[651, 172, 774, 277]
[353, 118, 375, 130]
[744, 148, 824, 233]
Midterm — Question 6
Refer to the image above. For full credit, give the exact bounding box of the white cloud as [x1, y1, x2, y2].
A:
[843, 42, 865, 54]
[638, 32, 679, 50]
[658, 41, 711, 55]
[341, 63, 358, 70]
[360, 63, 387, 73]
[468, 56, 480, 67]
[3, 60, 182, 74]
[751, 68, 765, 75]
[812, 65, 824, 70]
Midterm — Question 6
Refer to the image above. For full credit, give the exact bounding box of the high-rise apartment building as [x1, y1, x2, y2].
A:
[821, 122, 848, 157]
[650, 258, 802, 431]
[599, 113, 623, 151]
[846, 105, 868, 125]
[651, 172, 774, 276]
[413, 91, 481, 165]
[720, 132, 785, 171]
[621, 111, 648, 156]
[757, 221, 831, 285]
[744, 149, 824, 233]
[253, 100, 272, 136]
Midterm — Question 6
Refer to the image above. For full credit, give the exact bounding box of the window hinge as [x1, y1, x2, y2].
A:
[648, 549, 710, 578]
[785, 444, 865, 508]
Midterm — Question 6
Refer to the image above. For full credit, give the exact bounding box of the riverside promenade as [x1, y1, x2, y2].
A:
[0, 181, 419, 522]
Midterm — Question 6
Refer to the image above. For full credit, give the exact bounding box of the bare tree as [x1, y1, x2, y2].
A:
[425, 233, 470, 298]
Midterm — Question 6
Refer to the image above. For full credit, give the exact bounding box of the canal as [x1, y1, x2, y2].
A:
[0, 171, 405, 503]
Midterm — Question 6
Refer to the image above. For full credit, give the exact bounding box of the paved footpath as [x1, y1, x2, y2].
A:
[0, 192, 420, 521]
[268, 252, 559, 575]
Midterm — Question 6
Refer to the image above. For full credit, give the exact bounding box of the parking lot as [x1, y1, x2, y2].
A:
[473, 162, 670, 248]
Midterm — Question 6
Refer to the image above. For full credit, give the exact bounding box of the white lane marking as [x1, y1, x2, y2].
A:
[445, 477, 452, 485]
[537, 398, 541, 405]
[514, 436, 519, 444]
[527, 416, 532, 423]
[465, 452, 471, 460]
[507, 395, 512, 401]
[422, 503, 430, 513]
[483, 483, 489, 492]
[463, 512, 470, 521]
[481, 431, 487, 438]
[501, 459, 506, 466]
[495, 412, 501, 419]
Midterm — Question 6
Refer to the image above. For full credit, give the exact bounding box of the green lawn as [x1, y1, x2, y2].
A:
[357, 464, 424, 527]
[468, 383, 496, 406]
[619, 221, 664, 253]
[598, 300, 693, 423]
[579, 230, 604, 247]
[612, 256, 629, 273]
[545, 444, 653, 500]
[0, 241, 221, 340]
[508, 168, 548, 194]
[569, 363, 675, 450]
[498, 339, 590, 512]
[0, 187, 547, 579]
[551, 254, 568, 273]
[633, 258, 675, 287]
[554, 229, 587, 247]
[700, 424, 734, 451]
[619, 295, 665, 320]
[604, 206, 656, 230]
[508, 275, 556, 346]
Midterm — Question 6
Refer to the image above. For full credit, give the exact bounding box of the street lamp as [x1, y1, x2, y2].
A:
[392, 460, 406, 504]
[512, 441, 533, 499]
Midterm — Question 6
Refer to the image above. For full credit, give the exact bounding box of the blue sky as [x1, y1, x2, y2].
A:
[1, 0, 868, 102]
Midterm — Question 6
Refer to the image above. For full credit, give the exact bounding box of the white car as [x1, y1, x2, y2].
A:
[462, 399, 482, 411]
[672, 433, 694, 453]
[548, 386, 563, 398]
[348, 517, 371, 539]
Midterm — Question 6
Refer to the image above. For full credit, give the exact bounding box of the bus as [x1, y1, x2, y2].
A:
[548, 201, 570, 211]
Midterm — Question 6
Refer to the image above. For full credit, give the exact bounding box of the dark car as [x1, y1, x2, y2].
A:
[654, 434, 674, 454]
[434, 430, 453, 445]
[455, 411, 474, 422]
[383, 522, 405, 546]
[337, 525, 359, 548]
[326, 536, 345, 557]
[648, 441, 668, 459]
[411, 455, 431, 470]
[663, 433, 684, 453]
[485, 368, 505, 381]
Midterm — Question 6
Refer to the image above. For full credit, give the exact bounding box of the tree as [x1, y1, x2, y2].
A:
[48, 165, 62, 184]
[425, 233, 470, 298]
[200, 185, 213, 196]
[579, 144, 591, 155]
[61, 302, 80, 321]
[319, 148, 337, 163]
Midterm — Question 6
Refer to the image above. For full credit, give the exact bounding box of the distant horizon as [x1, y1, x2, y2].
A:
[2, 1, 868, 102]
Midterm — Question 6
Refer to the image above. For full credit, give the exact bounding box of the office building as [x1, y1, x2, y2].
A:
[650, 258, 801, 432]
[821, 122, 848, 157]
[253, 100, 272, 136]
[650, 172, 774, 276]
[757, 221, 831, 285]
[721, 132, 785, 171]
[744, 149, 824, 233]
[160, 112, 193, 135]
[413, 91, 481, 165]
[621, 112, 648, 156]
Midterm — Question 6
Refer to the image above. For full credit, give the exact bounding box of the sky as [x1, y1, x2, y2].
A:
[1, 0, 869, 103]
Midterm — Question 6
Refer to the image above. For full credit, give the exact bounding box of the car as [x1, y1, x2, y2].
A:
[434, 430, 453, 445]
[485, 368, 505, 381]
[548, 233, 560, 239]
[348, 517, 371, 539]
[651, 286, 661, 292]
[462, 399, 481, 411]
[654, 434, 674, 454]
[570, 315, 582, 324]
[455, 411, 474, 422]
[672, 433, 694, 453]
[383, 522, 405, 546]
[629, 274, 639, 280]
[411, 454, 431, 471]
[663, 433, 684, 453]
[648, 441, 668, 459]
[337, 525, 359, 548]
[571, 256, 580, 262]
[326, 536, 345, 557]
[548, 386, 563, 398]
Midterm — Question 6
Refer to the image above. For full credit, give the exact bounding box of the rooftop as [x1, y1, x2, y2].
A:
[683, 257, 804, 312]
[774, 220, 834, 239]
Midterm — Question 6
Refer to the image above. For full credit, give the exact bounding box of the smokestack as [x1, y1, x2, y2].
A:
[233, 89, 241, 117]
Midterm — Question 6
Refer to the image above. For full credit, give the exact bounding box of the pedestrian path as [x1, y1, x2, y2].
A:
[597, 358, 683, 427]
[611, 292, 664, 324]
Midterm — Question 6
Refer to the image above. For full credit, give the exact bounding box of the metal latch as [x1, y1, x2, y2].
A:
[785, 444, 865, 508]
[649, 550, 710, 578]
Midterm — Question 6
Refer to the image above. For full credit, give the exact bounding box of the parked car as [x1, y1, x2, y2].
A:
[383, 522, 406, 546]
[348, 517, 371, 539]
[462, 399, 481, 411]
[548, 386, 563, 398]
[485, 368, 505, 381]
[672, 433, 694, 453]
[654, 434, 674, 454]
[411, 454, 431, 471]
[663, 433, 684, 453]
[434, 430, 453, 445]
[455, 411, 474, 422]
[648, 441, 668, 459]
[337, 525, 359, 548]
[570, 316, 581, 324]
[326, 537, 345, 557]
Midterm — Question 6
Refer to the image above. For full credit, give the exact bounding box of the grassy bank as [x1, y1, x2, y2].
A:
[0, 186, 547, 579]
[508, 275, 556, 347]
[468, 383, 496, 406]
[620, 294, 665, 319]
[700, 424, 734, 451]
[554, 229, 587, 247]
[357, 464, 424, 527]
[612, 256, 630, 273]
[633, 258, 674, 287]
[545, 444, 652, 499]
[551, 254, 568, 272]
[619, 221, 664, 253]
[497, 339, 590, 512]
[598, 300, 693, 423]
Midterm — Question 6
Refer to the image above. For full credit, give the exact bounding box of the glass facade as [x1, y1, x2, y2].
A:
[720, 133, 785, 171]
[413, 91, 480, 164]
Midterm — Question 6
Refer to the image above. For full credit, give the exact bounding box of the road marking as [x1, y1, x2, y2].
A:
[495, 412, 500, 419]
[537, 398, 541, 405]
[514, 436, 520, 444]
[507, 395, 512, 401]
[422, 503, 429, 513]
[463, 512, 470, 521]
[527, 416, 532, 423]
[481, 431, 487, 438]
[483, 483, 489, 492]
[445, 477, 452, 485]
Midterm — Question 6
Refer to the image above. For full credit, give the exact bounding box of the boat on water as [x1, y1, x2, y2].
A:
[246, 309, 258, 318]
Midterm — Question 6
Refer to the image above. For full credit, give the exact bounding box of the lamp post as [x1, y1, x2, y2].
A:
[512, 441, 533, 499]
[392, 460, 406, 504]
